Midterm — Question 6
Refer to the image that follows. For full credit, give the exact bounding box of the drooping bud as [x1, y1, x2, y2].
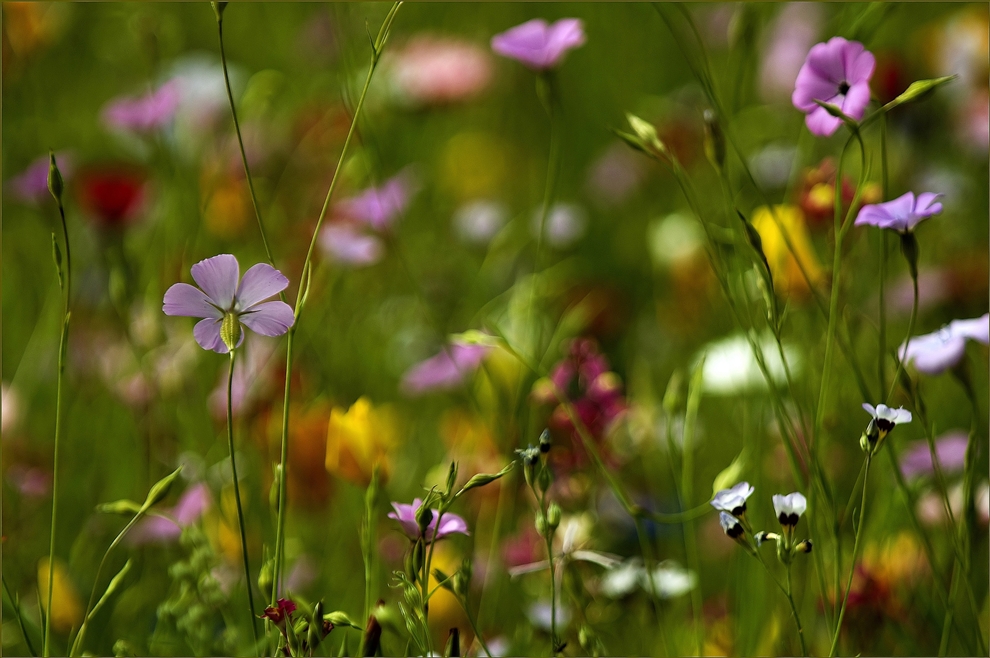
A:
[48, 149, 64, 203]
[221, 312, 241, 352]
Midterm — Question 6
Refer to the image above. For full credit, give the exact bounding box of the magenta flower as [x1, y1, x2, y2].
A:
[854, 192, 944, 233]
[260, 598, 297, 628]
[335, 173, 415, 232]
[163, 254, 294, 353]
[400, 341, 492, 396]
[128, 482, 212, 545]
[792, 37, 876, 137]
[7, 152, 74, 204]
[491, 18, 586, 71]
[102, 81, 181, 132]
[900, 431, 969, 479]
[318, 224, 384, 267]
[899, 314, 990, 375]
[388, 498, 470, 542]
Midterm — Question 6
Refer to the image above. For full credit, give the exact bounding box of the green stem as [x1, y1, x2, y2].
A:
[886, 273, 917, 403]
[829, 454, 871, 657]
[4, 575, 38, 656]
[939, 559, 960, 656]
[44, 198, 72, 658]
[786, 564, 808, 657]
[271, 0, 401, 618]
[227, 350, 260, 650]
[878, 115, 889, 398]
[216, 10, 279, 278]
[458, 593, 492, 658]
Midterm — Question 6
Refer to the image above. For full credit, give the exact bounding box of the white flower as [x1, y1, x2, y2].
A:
[862, 403, 912, 433]
[598, 558, 697, 600]
[711, 481, 755, 515]
[696, 331, 802, 395]
[645, 561, 698, 599]
[772, 492, 807, 526]
[719, 511, 744, 538]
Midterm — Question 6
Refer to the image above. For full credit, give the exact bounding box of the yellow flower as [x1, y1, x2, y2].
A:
[37, 557, 84, 634]
[750, 205, 823, 299]
[325, 397, 398, 486]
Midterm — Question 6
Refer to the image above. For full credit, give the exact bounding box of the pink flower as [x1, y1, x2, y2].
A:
[854, 192, 944, 233]
[491, 18, 585, 71]
[792, 37, 876, 137]
[390, 36, 493, 106]
[163, 254, 294, 353]
[318, 224, 383, 267]
[900, 431, 970, 479]
[388, 499, 470, 542]
[7, 152, 74, 204]
[102, 81, 181, 132]
[758, 4, 823, 103]
[899, 314, 990, 375]
[335, 173, 415, 232]
[128, 482, 212, 545]
[400, 341, 491, 396]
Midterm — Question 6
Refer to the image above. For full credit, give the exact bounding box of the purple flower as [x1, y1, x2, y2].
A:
[900, 431, 970, 479]
[388, 498, 470, 542]
[401, 341, 492, 396]
[7, 152, 74, 204]
[318, 224, 384, 267]
[128, 482, 212, 545]
[102, 81, 181, 132]
[163, 254, 294, 353]
[335, 173, 415, 232]
[854, 192, 944, 233]
[792, 37, 876, 137]
[491, 18, 586, 71]
[899, 314, 990, 375]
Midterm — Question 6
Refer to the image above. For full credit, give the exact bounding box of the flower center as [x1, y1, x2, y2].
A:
[838, 81, 850, 95]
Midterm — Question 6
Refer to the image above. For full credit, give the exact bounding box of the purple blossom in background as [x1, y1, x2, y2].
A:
[6, 465, 51, 499]
[128, 482, 212, 545]
[388, 498, 470, 542]
[401, 341, 492, 395]
[491, 18, 585, 70]
[899, 314, 990, 375]
[335, 173, 415, 232]
[854, 192, 944, 233]
[900, 431, 970, 479]
[163, 254, 294, 353]
[759, 4, 823, 103]
[587, 143, 645, 207]
[103, 80, 181, 132]
[7, 152, 74, 204]
[792, 37, 875, 137]
[318, 224, 384, 267]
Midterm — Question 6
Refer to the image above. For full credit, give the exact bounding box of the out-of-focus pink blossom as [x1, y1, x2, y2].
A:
[759, 4, 823, 103]
[6, 465, 51, 498]
[318, 223, 384, 267]
[335, 173, 416, 232]
[128, 482, 212, 545]
[900, 431, 969, 479]
[2, 382, 22, 436]
[389, 36, 493, 106]
[401, 341, 492, 396]
[899, 314, 990, 375]
[102, 81, 181, 132]
[586, 143, 645, 207]
[491, 18, 585, 71]
[7, 152, 74, 204]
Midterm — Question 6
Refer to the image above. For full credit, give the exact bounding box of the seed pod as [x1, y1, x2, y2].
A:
[47, 150, 64, 203]
[142, 466, 183, 511]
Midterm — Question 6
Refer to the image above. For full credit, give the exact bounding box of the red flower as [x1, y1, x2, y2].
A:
[76, 166, 145, 228]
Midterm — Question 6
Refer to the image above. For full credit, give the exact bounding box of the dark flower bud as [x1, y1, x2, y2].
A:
[539, 429, 552, 453]
[415, 501, 433, 537]
[445, 627, 460, 657]
[900, 232, 919, 281]
[445, 461, 458, 498]
[48, 150, 64, 203]
[703, 109, 726, 170]
[796, 540, 813, 553]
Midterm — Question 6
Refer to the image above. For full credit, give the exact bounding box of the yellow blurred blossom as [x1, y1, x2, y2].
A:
[425, 542, 471, 649]
[37, 557, 84, 634]
[440, 132, 508, 202]
[325, 397, 398, 486]
[751, 205, 823, 299]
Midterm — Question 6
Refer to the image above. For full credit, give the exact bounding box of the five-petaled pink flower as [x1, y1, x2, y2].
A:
[388, 498, 470, 543]
[163, 254, 294, 353]
[491, 18, 586, 71]
[792, 37, 876, 137]
[854, 191, 944, 233]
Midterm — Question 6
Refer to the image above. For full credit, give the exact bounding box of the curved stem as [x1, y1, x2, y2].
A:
[271, 0, 401, 616]
[227, 350, 260, 650]
[829, 454, 871, 657]
[886, 273, 917, 403]
[44, 199, 72, 658]
[216, 13, 279, 277]
[786, 564, 808, 657]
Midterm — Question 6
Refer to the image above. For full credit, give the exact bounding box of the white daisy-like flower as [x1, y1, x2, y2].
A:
[772, 492, 807, 527]
[711, 481, 756, 515]
[862, 403, 912, 435]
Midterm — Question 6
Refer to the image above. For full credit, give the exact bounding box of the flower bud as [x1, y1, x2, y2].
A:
[535, 513, 547, 536]
[142, 466, 183, 511]
[410, 540, 425, 578]
[547, 502, 561, 530]
[48, 150, 64, 203]
[258, 558, 274, 599]
[324, 611, 357, 629]
[537, 463, 552, 495]
[453, 559, 472, 598]
[415, 501, 433, 537]
[796, 539, 813, 554]
[539, 429, 552, 454]
[221, 312, 241, 352]
[703, 109, 726, 170]
[444, 461, 458, 498]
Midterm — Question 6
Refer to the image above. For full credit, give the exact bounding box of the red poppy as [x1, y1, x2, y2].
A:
[76, 166, 145, 228]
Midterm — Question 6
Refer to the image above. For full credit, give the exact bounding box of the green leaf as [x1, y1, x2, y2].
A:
[89, 560, 132, 620]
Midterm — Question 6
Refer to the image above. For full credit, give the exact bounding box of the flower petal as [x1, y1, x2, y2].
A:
[840, 81, 871, 120]
[804, 105, 842, 137]
[163, 283, 221, 318]
[950, 314, 990, 344]
[235, 263, 289, 311]
[193, 317, 227, 353]
[239, 301, 294, 337]
[191, 254, 239, 309]
[862, 402, 877, 417]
